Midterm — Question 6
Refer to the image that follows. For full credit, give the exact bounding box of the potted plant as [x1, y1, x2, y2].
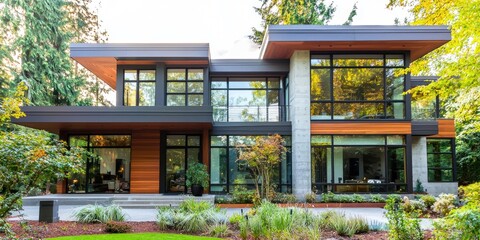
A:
[186, 162, 209, 196]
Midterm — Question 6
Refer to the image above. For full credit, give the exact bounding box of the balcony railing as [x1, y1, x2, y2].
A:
[213, 105, 289, 122]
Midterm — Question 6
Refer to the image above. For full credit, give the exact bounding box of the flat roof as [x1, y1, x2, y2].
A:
[71, 43, 210, 88]
[260, 25, 451, 60]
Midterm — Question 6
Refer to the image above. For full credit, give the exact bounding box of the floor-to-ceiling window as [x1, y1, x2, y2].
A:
[165, 135, 201, 193]
[210, 135, 292, 193]
[310, 54, 405, 120]
[427, 138, 455, 182]
[311, 135, 406, 193]
[68, 135, 131, 193]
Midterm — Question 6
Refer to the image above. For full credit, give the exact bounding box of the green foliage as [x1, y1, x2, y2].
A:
[369, 194, 386, 203]
[156, 199, 226, 233]
[305, 192, 317, 203]
[433, 193, 457, 217]
[208, 224, 230, 238]
[402, 196, 426, 216]
[457, 130, 480, 183]
[72, 205, 126, 223]
[231, 185, 255, 204]
[272, 193, 297, 203]
[414, 179, 425, 193]
[420, 194, 436, 209]
[433, 204, 480, 240]
[385, 195, 423, 240]
[250, 0, 357, 45]
[105, 221, 132, 233]
[185, 162, 209, 188]
[228, 213, 243, 226]
[236, 134, 287, 202]
[369, 220, 387, 231]
[459, 182, 480, 205]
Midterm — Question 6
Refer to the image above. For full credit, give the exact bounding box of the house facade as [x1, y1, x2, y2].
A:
[13, 25, 457, 197]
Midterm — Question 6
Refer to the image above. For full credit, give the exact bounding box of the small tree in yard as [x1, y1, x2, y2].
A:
[0, 84, 88, 235]
[236, 134, 287, 202]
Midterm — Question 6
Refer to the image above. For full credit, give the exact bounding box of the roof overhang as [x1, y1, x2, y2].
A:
[260, 25, 451, 61]
[70, 43, 210, 89]
[13, 106, 213, 134]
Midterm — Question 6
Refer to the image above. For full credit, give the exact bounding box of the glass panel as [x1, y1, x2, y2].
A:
[187, 136, 200, 146]
[139, 70, 155, 80]
[90, 135, 131, 147]
[124, 70, 137, 80]
[267, 90, 279, 105]
[333, 68, 384, 101]
[211, 90, 227, 106]
[386, 69, 404, 100]
[123, 82, 137, 106]
[311, 103, 332, 120]
[229, 80, 266, 89]
[229, 148, 254, 185]
[167, 135, 186, 146]
[87, 148, 131, 193]
[138, 82, 155, 106]
[213, 107, 228, 122]
[311, 69, 331, 100]
[334, 135, 385, 145]
[412, 97, 436, 120]
[68, 172, 86, 193]
[187, 148, 200, 166]
[335, 146, 386, 182]
[211, 81, 227, 89]
[333, 54, 383, 67]
[333, 102, 384, 120]
[427, 139, 452, 153]
[268, 78, 280, 88]
[188, 94, 203, 106]
[211, 136, 227, 146]
[428, 169, 453, 182]
[283, 136, 292, 146]
[427, 154, 453, 168]
[388, 147, 406, 183]
[229, 90, 267, 106]
[311, 55, 330, 67]
[167, 69, 186, 80]
[166, 149, 186, 192]
[229, 136, 257, 146]
[387, 135, 405, 145]
[188, 82, 204, 93]
[167, 95, 186, 106]
[167, 82, 186, 93]
[386, 55, 404, 67]
[188, 69, 204, 80]
[386, 102, 405, 119]
[312, 147, 329, 183]
[69, 135, 88, 147]
[311, 135, 331, 146]
[210, 148, 227, 185]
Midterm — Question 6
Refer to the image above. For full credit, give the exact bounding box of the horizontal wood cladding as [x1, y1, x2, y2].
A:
[130, 131, 160, 193]
[311, 122, 412, 135]
[430, 119, 455, 138]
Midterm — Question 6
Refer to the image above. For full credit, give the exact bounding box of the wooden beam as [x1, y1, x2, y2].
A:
[430, 119, 455, 138]
[311, 122, 412, 135]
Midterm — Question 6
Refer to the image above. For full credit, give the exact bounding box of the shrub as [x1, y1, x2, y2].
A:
[272, 193, 297, 203]
[433, 204, 480, 239]
[329, 213, 356, 237]
[369, 220, 387, 231]
[349, 216, 369, 234]
[351, 194, 367, 203]
[73, 205, 126, 223]
[231, 185, 255, 204]
[432, 193, 457, 216]
[305, 192, 317, 203]
[385, 195, 423, 240]
[420, 194, 436, 209]
[228, 213, 243, 225]
[414, 179, 425, 193]
[105, 221, 132, 233]
[369, 194, 386, 203]
[208, 224, 230, 238]
[459, 182, 480, 205]
[402, 196, 426, 216]
[321, 191, 336, 203]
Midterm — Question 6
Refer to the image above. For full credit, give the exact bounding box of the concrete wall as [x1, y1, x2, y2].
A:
[412, 136, 457, 196]
[289, 50, 311, 199]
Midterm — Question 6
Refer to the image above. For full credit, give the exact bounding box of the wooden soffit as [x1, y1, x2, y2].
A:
[311, 122, 412, 135]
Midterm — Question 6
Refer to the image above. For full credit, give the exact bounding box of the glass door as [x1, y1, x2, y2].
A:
[165, 135, 201, 193]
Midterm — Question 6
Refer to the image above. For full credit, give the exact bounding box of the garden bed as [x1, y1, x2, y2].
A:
[217, 202, 386, 208]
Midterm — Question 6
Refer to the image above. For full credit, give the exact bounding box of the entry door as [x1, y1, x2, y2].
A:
[165, 135, 201, 193]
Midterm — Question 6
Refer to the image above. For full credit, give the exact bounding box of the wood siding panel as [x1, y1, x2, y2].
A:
[430, 119, 455, 138]
[311, 122, 412, 135]
[130, 131, 160, 193]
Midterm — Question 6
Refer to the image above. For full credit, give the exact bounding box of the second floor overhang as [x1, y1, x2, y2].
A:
[13, 106, 213, 134]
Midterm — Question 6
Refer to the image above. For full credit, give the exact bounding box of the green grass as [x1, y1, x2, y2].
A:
[48, 233, 221, 240]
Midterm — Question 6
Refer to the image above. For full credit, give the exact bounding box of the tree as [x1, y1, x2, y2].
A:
[388, 0, 480, 183]
[0, 0, 109, 106]
[236, 134, 287, 202]
[250, 0, 357, 45]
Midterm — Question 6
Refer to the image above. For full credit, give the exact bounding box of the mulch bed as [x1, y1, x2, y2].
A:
[1, 220, 433, 240]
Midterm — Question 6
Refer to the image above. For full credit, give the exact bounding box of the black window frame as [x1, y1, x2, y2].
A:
[123, 69, 156, 106]
[310, 52, 407, 121]
[166, 68, 205, 106]
[426, 138, 456, 182]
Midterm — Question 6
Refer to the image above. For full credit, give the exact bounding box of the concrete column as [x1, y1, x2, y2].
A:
[289, 50, 311, 199]
[412, 136, 457, 195]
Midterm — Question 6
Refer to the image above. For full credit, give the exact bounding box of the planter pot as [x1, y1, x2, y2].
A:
[191, 185, 204, 196]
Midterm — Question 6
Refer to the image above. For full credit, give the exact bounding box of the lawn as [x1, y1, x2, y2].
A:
[48, 233, 221, 240]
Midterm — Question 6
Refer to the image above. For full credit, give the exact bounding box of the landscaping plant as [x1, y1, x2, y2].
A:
[105, 221, 132, 233]
[72, 205, 126, 223]
[385, 195, 423, 240]
[185, 162, 209, 196]
[432, 193, 457, 216]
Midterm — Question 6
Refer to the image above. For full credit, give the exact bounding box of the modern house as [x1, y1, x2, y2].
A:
[13, 25, 456, 197]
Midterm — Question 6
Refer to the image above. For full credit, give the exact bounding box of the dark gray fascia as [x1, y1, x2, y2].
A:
[212, 122, 292, 135]
[210, 59, 289, 75]
[411, 76, 439, 87]
[70, 43, 210, 59]
[14, 106, 213, 123]
[411, 120, 439, 136]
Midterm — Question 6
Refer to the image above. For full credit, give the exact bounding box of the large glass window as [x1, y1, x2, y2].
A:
[166, 69, 204, 106]
[210, 135, 292, 193]
[211, 77, 283, 122]
[427, 139, 455, 182]
[165, 135, 201, 193]
[311, 54, 405, 120]
[311, 135, 406, 193]
[68, 135, 131, 194]
[124, 70, 155, 106]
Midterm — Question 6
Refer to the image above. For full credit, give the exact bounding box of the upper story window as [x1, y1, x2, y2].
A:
[211, 77, 282, 122]
[310, 54, 405, 120]
[124, 69, 156, 106]
[411, 96, 446, 120]
[166, 68, 204, 106]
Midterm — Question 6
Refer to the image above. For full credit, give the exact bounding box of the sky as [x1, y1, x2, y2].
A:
[96, 0, 409, 59]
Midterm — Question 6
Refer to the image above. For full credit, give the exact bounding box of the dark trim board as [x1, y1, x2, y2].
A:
[210, 59, 289, 75]
[411, 121, 439, 136]
[212, 122, 292, 135]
